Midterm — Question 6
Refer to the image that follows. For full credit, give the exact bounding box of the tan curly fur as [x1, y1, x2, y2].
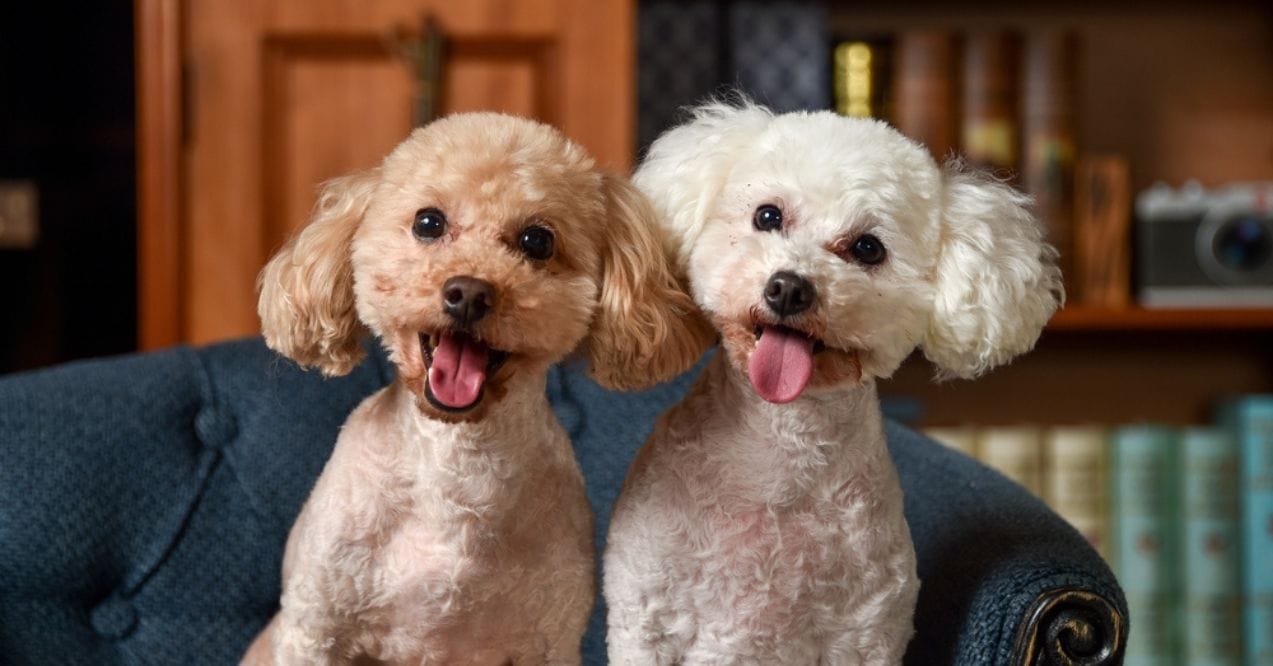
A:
[244, 112, 705, 665]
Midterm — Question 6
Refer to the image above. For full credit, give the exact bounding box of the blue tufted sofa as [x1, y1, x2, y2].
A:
[0, 338, 1127, 665]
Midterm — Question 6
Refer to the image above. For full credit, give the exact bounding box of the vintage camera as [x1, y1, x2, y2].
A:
[1136, 181, 1273, 307]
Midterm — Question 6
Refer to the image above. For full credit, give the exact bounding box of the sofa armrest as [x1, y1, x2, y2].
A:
[884, 422, 1128, 666]
[1012, 588, 1125, 666]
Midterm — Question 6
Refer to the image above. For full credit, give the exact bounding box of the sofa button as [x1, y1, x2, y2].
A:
[194, 405, 239, 449]
[90, 596, 137, 640]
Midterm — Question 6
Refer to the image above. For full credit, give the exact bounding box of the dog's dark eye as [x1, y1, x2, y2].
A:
[849, 234, 887, 265]
[518, 225, 555, 261]
[412, 208, 447, 240]
[753, 204, 783, 232]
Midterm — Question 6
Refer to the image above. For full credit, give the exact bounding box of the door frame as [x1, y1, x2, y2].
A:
[135, 0, 183, 350]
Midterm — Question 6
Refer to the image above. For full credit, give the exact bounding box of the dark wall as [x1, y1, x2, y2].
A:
[0, 2, 136, 373]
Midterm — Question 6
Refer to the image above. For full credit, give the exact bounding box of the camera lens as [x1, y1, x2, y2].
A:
[1212, 216, 1272, 272]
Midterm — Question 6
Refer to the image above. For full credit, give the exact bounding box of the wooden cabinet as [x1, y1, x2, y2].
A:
[136, 0, 635, 348]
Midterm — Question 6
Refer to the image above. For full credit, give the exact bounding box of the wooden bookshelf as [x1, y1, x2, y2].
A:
[826, 1, 1273, 194]
[829, 1, 1273, 429]
[882, 326, 1273, 427]
[1049, 307, 1273, 332]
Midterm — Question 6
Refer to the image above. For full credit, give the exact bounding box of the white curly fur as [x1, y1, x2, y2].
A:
[243, 113, 709, 665]
[604, 101, 1063, 664]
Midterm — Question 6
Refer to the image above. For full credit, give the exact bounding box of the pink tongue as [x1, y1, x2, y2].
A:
[428, 332, 489, 409]
[747, 326, 815, 404]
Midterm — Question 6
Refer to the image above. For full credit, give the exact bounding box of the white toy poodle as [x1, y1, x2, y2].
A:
[241, 113, 711, 665]
[603, 101, 1063, 664]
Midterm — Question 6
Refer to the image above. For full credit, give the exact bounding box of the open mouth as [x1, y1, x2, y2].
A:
[752, 324, 826, 354]
[747, 323, 825, 404]
[420, 331, 510, 412]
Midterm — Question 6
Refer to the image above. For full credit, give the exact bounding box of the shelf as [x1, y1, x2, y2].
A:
[1047, 306, 1273, 332]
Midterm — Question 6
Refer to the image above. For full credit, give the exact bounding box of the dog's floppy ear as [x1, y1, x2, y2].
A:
[257, 169, 379, 376]
[633, 99, 773, 272]
[922, 163, 1064, 379]
[586, 174, 715, 390]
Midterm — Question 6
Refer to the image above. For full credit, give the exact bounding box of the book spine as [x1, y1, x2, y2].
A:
[832, 39, 891, 120]
[1180, 427, 1243, 666]
[960, 31, 1019, 177]
[891, 30, 956, 161]
[1021, 31, 1078, 292]
[1044, 426, 1110, 561]
[1228, 398, 1273, 666]
[1074, 155, 1133, 308]
[1111, 425, 1181, 666]
[977, 426, 1043, 497]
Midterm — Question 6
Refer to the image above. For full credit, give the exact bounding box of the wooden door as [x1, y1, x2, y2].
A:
[136, 0, 635, 348]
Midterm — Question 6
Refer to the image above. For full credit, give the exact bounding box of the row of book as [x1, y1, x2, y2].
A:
[925, 396, 1273, 666]
[831, 29, 1132, 309]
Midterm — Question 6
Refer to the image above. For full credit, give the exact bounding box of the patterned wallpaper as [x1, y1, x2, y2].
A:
[637, 0, 830, 152]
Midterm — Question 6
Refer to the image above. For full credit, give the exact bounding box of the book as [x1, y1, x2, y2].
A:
[924, 425, 977, 458]
[929, 412, 1263, 663]
[1220, 396, 1273, 666]
[960, 31, 1020, 177]
[1110, 425, 1180, 666]
[978, 426, 1043, 497]
[891, 30, 956, 161]
[1021, 31, 1079, 293]
[1074, 155, 1133, 308]
[1044, 426, 1110, 561]
[1179, 427, 1242, 666]
[832, 38, 892, 120]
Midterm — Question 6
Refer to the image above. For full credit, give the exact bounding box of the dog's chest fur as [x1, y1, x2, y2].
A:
[675, 437, 909, 649]
[609, 355, 917, 660]
[284, 383, 594, 664]
[693, 493, 884, 629]
[370, 484, 591, 662]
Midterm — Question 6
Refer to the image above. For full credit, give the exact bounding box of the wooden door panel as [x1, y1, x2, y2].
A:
[444, 39, 558, 120]
[446, 59, 539, 117]
[263, 36, 415, 250]
[143, 0, 634, 347]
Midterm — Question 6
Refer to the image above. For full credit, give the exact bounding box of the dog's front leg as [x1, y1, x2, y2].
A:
[240, 605, 347, 666]
[606, 624, 682, 666]
[269, 601, 349, 666]
[239, 614, 279, 666]
[604, 563, 691, 666]
[820, 637, 907, 666]
[265, 521, 372, 665]
[536, 642, 584, 666]
[239, 607, 345, 666]
[820, 594, 916, 666]
[605, 479, 695, 664]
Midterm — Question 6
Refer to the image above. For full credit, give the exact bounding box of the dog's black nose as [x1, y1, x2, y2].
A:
[442, 276, 495, 326]
[763, 271, 816, 317]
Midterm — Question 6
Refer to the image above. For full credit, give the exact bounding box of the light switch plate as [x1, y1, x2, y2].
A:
[0, 180, 39, 249]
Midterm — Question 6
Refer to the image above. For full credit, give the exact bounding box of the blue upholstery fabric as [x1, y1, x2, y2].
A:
[0, 338, 1126, 664]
